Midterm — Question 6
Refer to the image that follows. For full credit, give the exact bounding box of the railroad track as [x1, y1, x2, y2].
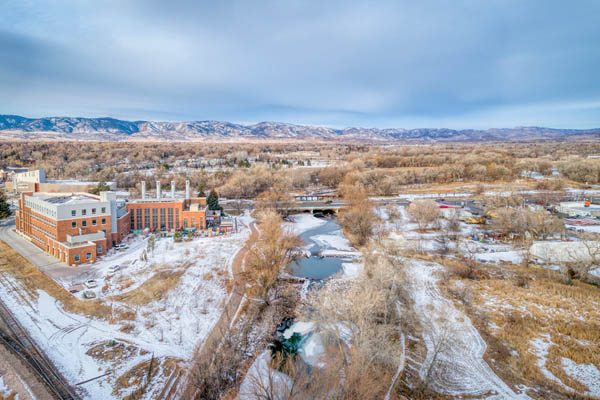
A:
[0, 293, 80, 399]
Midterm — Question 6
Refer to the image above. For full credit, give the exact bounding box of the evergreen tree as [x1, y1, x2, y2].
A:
[207, 189, 221, 210]
[90, 181, 110, 195]
[0, 191, 11, 220]
[197, 182, 205, 196]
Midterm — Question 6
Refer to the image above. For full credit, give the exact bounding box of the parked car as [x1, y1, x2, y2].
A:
[108, 265, 120, 275]
[325, 200, 333, 204]
[82, 290, 96, 299]
[84, 279, 97, 289]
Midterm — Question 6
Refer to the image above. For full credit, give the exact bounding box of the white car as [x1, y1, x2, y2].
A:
[84, 279, 97, 289]
[108, 265, 120, 275]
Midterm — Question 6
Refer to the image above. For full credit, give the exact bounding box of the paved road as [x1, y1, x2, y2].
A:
[0, 223, 102, 285]
[0, 223, 68, 271]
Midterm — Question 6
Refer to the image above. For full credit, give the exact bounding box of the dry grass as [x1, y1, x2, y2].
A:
[86, 339, 148, 364]
[112, 265, 187, 306]
[0, 240, 129, 321]
[460, 261, 600, 398]
[112, 357, 179, 400]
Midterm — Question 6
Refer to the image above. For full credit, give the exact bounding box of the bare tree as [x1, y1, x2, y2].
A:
[407, 200, 441, 231]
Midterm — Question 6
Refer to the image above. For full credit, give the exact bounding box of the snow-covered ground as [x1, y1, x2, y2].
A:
[311, 229, 352, 251]
[530, 335, 600, 398]
[284, 213, 326, 236]
[0, 227, 249, 399]
[405, 258, 529, 399]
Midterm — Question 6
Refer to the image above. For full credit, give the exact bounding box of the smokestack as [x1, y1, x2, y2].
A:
[171, 181, 175, 198]
[185, 180, 191, 199]
[156, 181, 161, 200]
[141, 181, 146, 199]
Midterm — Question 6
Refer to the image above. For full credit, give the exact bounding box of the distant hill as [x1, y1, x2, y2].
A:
[0, 114, 598, 142]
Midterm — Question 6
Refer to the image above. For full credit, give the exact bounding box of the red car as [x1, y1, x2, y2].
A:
[439, 204, 450, 208]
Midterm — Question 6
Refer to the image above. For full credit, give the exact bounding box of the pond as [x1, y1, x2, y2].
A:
[287, 215, 353, 280]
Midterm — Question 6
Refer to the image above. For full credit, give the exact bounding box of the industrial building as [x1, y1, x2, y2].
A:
[15, 191, 130, 265]
[126, 180, 208, 232]
[13, 179, 233, 266]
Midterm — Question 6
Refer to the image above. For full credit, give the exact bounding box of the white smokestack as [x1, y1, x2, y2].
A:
[156, 181, 161, 200]
[185, 180, 190, 199]
[141, 181, 146, 199]
[171, 181, 175, 198]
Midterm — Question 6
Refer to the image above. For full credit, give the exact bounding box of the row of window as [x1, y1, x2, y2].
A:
[25, 199, 57, 218]
[30, 212, 57, 227]
[71, 207, 106, 217]
[73, 252, 93, 262]
[71, 218, 106, 228]
[130, 207, 182, 230]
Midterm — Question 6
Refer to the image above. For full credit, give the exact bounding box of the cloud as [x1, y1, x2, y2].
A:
[1, 0, 599, 128]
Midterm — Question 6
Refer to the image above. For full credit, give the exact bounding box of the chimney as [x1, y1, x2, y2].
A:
[156, 181, 161, 200]
[171, 181, 175, 198]
[141, 181, 146, 199]
[185, 180, 191, 199]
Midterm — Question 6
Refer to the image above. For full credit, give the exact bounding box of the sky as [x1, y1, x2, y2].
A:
[1, 0, 599, 129]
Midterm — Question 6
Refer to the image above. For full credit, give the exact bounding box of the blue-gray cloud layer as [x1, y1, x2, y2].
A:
[1, 0, 599, 128]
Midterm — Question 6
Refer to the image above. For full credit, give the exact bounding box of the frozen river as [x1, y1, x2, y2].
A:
[287, 215, 352, 279]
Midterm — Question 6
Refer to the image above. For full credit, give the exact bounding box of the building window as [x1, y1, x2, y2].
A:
[102, 218, 106, 225]
[92, 219, 96, 226]
[130, 211, 135, 229]
[72, 221, 77, 228]
[144, 208, 150, 229]
[101, 207, 106, 213]
[97, 246, 102, 253]
[152, 208, 158, 229]
[82, 220, 87, 227]
[136, 208, 142, 230]
[71, 210, 76, 216]
[168, 208, 173, 229]
[86, 252, 92, 260]
[160, 208, 166, 230]
[82, 209, 87, 216]
[92, 208, 96, 214]
[74, 254, 80, 262]
[184, 217, 188, 228]
[191, 217, 196, 227]
[175, 208, 180, 229]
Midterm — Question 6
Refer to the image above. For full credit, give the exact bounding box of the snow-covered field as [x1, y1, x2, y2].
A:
[0, 228, 249, 399]
[405, 258, 529, 399]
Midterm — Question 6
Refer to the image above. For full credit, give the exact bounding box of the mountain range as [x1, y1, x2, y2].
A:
[1, 114, 599, 142]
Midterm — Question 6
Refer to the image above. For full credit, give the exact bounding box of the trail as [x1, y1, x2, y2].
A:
[406, 258, 530, 399]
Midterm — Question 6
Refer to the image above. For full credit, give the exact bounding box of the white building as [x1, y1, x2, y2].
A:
[530, 241, 600, 264]
[557, 201, 600, 218]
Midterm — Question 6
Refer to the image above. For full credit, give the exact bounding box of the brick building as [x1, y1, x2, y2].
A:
[125, 181, 208, 232]
[15, 191, 130, 265]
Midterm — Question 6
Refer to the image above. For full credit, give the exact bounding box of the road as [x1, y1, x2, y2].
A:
[0, 223, 101, 285]
[0, 223, 68, 270]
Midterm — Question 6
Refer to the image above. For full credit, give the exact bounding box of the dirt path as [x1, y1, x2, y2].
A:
[405, 258, 529, 399]
[177, 222, 258, 400]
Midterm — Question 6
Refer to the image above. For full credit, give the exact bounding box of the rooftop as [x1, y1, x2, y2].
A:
[32, 192, 101, 205]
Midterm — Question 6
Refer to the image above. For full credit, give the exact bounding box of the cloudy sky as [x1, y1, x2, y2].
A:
[2, 0, 599, 129]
